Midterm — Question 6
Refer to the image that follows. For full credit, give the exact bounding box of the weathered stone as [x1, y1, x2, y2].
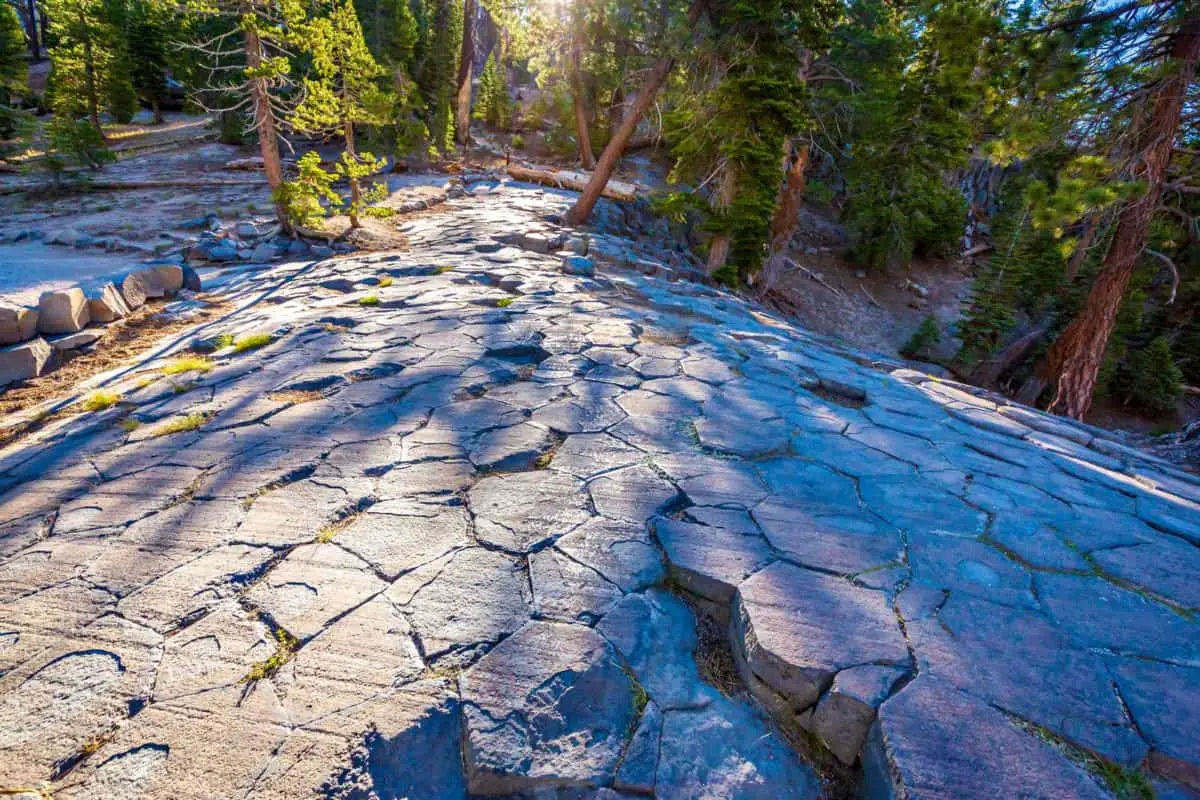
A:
[37, 287, 91, 334]
[908, 532, 1037, 609]
[655, 698, 823, 799]
[597, 589, 713, 710]
[469, 422, 558, 472]
[386, 547, 530, 660]
[529, 546, 623, 622]
[243, 543, 386, 640]
[0, 302, 37, 344]
[554, 516, 664, 592]
[181, 265, 203, 291]
[469, 471, 592, 552]
[862, 677, 1110, 799]
[461, 621, 635, 795]
[811, 664, 906, 764]
[755, 499, 902, 574]
[732, 562, 909, 711]
[335, 503, 470, 580]
[0, 337, 53, 386]
[1113, 660, 1200, 789]
[49, 329, 103, 351]
[1090, 536, 1200, 609]
[652, 516, 774, 604]
[153, 264, 185, 293]
[133, 267, 167, 297]
[86, 282, 132, 323]
[614, 700, 662, 794]
[562, 255, 595, 277]
[119, 271, 151, 309]
[588, 464, 680, 522]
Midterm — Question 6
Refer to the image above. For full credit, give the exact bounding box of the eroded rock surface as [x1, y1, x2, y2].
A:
[0, 182, 1196, 798]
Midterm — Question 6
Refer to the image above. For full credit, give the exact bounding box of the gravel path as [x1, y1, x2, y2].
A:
[1, 183, 1197, 799]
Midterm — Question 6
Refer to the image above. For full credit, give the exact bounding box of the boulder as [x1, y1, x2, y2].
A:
[0, 338, 53, 385]
[235, 221, 259, 238]
[49, 330, 103, 351]
[132, 267, 166, 298]
[0, 302, 38, 344]
[152, 264, 184, 293]
[37, 288, 91, 334]
[87, 283, 132, 323]
[562, 255, 595, 277]
[181, 265, 202, 292]
[250, 242, 276, 262]
[207, 243, 239, 262]
[119, 272, 151, 309]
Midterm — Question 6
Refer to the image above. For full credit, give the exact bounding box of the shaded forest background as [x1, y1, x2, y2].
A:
[1, 0, 1198, 428]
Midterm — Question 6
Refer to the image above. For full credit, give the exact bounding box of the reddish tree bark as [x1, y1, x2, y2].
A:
[455, 0, 476, 147]
[760, 140, 810, 290]
[571, 21, 596, 169]
[1043, 14, 1200, 419]
[244, 23, 287, 231]
[564, 0, 705, 227]
[705, 163, 737, 275]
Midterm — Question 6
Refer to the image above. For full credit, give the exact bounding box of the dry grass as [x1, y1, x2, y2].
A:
[80, 390, 121, 412]
[162, 355, 214, 375]
[152, 412, 210, 437]
[233, 332, 274, 353]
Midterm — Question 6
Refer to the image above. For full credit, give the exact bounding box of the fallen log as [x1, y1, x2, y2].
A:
[505, 164, 643, 202]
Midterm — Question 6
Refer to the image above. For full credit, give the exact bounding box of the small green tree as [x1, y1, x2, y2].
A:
[125, 0, 170, 123]
[275, 150, 341, 227]
[291, 0, 394, 227]
[1115, 336, 1184, 415]
[901, 316, 942, 361]
[44, 114, 115, 179]
[474, 51, 511, 129]
[416, 0, 461, 155]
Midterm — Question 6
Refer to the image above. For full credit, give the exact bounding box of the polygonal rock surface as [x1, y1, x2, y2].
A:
[1113, 660, 1200, 788]
[460, 621, 635, 795]
[243, 543, 386, 640]
[335, 502, 470, 580]
[469, 422, 558, 472]
[655, 697, 823, 799]
[554, 516, 664, 592]
[469, 470, 592, 552]
[755, 499, 902, 574]
[863, 677, 1109, 799]
[653, 516, 774, 604]
[37, 287, 90, 334]
[732, 562, 909, 710]
[529, 546, 623, 622]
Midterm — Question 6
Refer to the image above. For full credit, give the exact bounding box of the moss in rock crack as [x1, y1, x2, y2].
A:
[242, 627, 299, 683]
[153, 412, 210, 437]
[233, 333, 274, 353]
[378, 276, 394, 288]
[161, 355, 214, 375]
[80, 390, 121, 412]
[359, 295, 380, 307]
[618, 663, 650, 730]
[496, 297, 514, 308]
[1015, 718, 1154, 800]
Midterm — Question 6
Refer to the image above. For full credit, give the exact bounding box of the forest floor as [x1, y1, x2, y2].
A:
[1, 176, 1198, 799]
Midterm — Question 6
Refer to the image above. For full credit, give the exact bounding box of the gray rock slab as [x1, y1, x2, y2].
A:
[908, 532, 1037, 609]
[1036, 572, 1199, 664]
[243, 543, 386, 640]
[469, 470, 592, 552]
[37, 287, 90, 334]
[0, 337, 52, 385]
[652, 516, 774, 604]
[987, 516, 1092, 572]
[598, 588, 713, 710]
[547, 433, 642, 479]
[755, 499, 902, 574]
[386, 547, 530, 661]
[1091, 536, 1200, 610]
[732, 561, 908, 710]
[906, 593, 1147, 766]
[614, 700, 662, 795]
[863, 676, 1110, 800]
[1137, 492, 1200, 544]
[588, 464, 680, 522]
[335, 502, 470, 580]
[860, 476, 988, 538]
[461, 620, 635, 795]
[655, 697, 822, 800]
[529, 546, 623, 623]
[554, 516, 664, 592]
[1113, 659, 1200, 789]
[469, 422, 558, 472]
[0, 301, 37, 344]
[811, 664, 907, 765]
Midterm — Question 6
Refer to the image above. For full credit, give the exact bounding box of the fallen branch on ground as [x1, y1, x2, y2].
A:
[505, 164, 642, 201]
[785, 257, 845, 298]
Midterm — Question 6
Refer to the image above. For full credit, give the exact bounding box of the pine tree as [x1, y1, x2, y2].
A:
[125, 0, 170, 123]
[44, 0, 115, 133]
[417, 0, 461, 155]
[473, 51, 510, 129]
[0, 3, 27, 139]
[292, 0, 394, 227]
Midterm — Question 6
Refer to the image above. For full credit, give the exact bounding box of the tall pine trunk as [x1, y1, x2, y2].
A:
[345, 121, 362, 228]
[244, 23, 288, 231]
[705, 163, 737, 276]
[26, 0, 39, 60]
[571, 17, 595, 169]
[564, 0, 704, 227]
[1042, 14, 1200, 419]
[454, 0, 475, 147]
[761, 140, 810, 290]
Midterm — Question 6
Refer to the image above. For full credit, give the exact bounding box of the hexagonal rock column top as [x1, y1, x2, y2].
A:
[37, 287, 91, 334]
[862, 676, 1111, 799]
[732, 561, 909, 712]
[468, 471, 593, 552]
[460, 620, 636, 796]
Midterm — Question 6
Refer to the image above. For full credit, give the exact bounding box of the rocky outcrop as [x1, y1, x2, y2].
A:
[37, 288, 90, 334]
[0, 302, 37, 344]
[0, 337, 52, 385]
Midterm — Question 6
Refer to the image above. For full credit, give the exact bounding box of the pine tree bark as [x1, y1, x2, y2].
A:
[564, 0, 705, 227]
[705, 163, 738, 276]
[1043, 14, 1200, 419]
[244, 23, 288, 231]
[151, 95, 163, 125]
[25, 0, 40, 60]
[571, 20, 595, 169]
[345, 121, 362, 228]
[455, 0, 475, 147]
[761, 140, 810, 290]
